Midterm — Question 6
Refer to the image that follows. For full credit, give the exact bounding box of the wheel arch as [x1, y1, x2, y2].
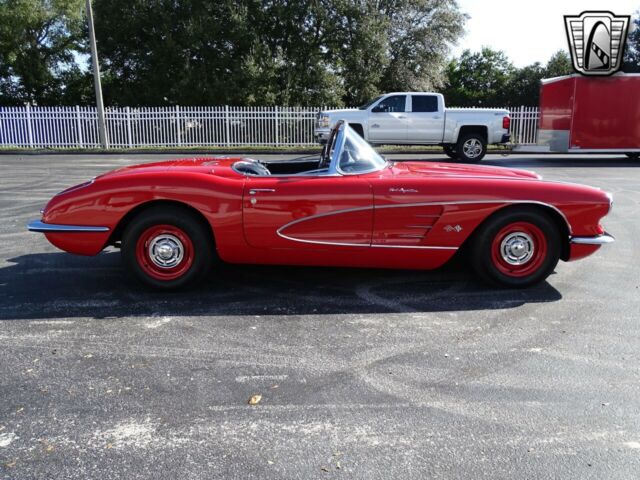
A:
[461, 203, 571, 261]
[108, 199, 215, 247]
[457, 125, 488, 143]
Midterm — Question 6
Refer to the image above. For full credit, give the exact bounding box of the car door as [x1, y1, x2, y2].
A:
[242, 175, 373, 249]
[367, 95, 408, 143]
[406, 94, 445, 143]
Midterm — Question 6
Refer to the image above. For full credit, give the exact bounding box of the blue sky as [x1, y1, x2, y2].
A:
[454, 0, 639, 66]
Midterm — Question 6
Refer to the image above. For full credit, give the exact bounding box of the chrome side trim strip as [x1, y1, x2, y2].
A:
[27, 220, 110, 233]
[570, 233, 615, 245]
[372, 244, 458, 251]
[276, 230, 458, 250]
[275, 199, 573, 235]
[274, 199, 573, 248]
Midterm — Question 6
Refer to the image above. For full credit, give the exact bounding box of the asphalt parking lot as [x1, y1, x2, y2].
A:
[0, 152, 639, 479]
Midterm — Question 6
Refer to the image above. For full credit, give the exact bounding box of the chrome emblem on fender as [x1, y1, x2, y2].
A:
[389, 187, 418, 193]
[444, 224, 463, 233]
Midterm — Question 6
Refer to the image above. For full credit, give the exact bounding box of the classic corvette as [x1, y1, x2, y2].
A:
[28, 121, 614, 289]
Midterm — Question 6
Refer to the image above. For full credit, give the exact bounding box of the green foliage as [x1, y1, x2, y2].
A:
[443, 48, 574, 107]
[0, 1, 585, 108]
[443, 47, 515, 107]
[623, 10, 640, 73]
[0, 0, 90, 105]
[545, 50, 572, 78]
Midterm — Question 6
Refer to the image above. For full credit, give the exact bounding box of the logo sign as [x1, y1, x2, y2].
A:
[564, 11, 630, 76]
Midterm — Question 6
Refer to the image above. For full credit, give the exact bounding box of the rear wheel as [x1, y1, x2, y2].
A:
[122, 206, 213, 289]
[456, 133, 487, 163]
[469, 209, 561, 288]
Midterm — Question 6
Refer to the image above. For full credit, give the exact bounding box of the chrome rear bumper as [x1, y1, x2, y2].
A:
[27, 220, 110, 233]
[570, 233, 615, 245]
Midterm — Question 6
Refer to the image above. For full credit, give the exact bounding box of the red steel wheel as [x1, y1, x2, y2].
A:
[490, 222, 548, 278]
[469, 208, 561, 288]
[122, 205, 214, 289]
[135, 224, 194, 281]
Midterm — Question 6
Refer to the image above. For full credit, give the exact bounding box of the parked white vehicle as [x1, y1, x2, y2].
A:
[315, 92, 511, 162]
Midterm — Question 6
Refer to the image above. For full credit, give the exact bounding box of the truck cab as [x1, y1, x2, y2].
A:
[315, 92, 511, 163]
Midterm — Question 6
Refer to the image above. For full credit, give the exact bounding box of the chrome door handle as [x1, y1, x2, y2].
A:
[249, 188, 276, 194]
[371, 124, 380, 128]
[433, 116, 442, 119]
[398, 116, 406, 119]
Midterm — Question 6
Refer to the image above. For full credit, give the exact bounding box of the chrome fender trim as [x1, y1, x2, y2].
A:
[570, 233, 615, 245]
[275, 199, 573, 248]
[27, 220, 110, 233]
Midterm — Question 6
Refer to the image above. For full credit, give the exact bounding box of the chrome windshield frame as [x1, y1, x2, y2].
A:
[329, 123, 388, 176]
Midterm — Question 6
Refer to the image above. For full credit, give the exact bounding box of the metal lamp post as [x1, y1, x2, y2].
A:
[86, 0, 108, 148]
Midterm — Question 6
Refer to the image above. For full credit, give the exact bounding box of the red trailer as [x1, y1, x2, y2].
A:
[523, 73, 640, 156]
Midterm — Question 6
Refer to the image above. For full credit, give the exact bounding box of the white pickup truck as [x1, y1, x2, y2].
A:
[315, 92, 511, 162]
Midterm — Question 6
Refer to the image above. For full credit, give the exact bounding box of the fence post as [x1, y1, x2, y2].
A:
[76, 106, 83, 147]
[26, 103, 34, 147]
[274, 106, 279, 146]
[176, 105, 181, 147]
[225, 105, 230, 147]
[517, 106, 524, 144]
[126, 107, 133, 147]
[0, 108, 3, 145]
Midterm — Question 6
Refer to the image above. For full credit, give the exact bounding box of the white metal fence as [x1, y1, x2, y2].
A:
[0, 105, 540, 148]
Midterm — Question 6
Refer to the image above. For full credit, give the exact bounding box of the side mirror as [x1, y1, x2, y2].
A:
[372, 105, 386, 113]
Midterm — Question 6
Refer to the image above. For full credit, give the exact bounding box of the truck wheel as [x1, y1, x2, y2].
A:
[456, 134, 487, 163]
[122, 206, 214, 289]
[625, 153, 639, 159]
[443, 145, 457, 159]
[469, 208, 561, 288]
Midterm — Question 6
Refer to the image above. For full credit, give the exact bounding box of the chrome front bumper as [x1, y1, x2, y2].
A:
[570, 233, 615, 245]
[27, 220, 110, 233]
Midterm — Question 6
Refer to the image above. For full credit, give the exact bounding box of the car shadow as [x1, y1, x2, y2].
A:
[0, 251, 562, 320]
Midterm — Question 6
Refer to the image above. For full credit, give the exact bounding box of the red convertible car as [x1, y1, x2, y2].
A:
[28, 122, 613, 289]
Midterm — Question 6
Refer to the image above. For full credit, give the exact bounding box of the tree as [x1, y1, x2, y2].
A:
[623, 10, 640, 72]
[443, 47, 514, 107]
[545, 50, 572, 78]
[504, 62, 544, 107]
[0, 0, 89, 105]
[376, 0, 466, 94]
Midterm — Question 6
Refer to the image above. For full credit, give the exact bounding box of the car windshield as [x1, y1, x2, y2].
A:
[358, 95, 383, 110]
[337, 125, 387, 174]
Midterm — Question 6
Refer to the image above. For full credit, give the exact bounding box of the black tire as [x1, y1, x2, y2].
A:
[456, 133, 487, 163]
[121, 205, 214, 289]
[469, 208, 561, 288]
[625, 153, 639, 159]
[443, 145, 457, 159]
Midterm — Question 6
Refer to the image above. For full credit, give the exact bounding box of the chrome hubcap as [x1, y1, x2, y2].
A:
[500, 232, 534, 265]
[463, 138, 483, 158]
[148, 234, 184, 268]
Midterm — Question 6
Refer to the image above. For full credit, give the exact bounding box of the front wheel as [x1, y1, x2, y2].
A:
[122, 206, 214, 289]
[456, 134, 487, 163]
[443, 145, 457, 159]
[469, 209, 561, 288]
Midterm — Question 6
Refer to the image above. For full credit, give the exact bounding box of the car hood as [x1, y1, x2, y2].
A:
[391, 161, 542, 180]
